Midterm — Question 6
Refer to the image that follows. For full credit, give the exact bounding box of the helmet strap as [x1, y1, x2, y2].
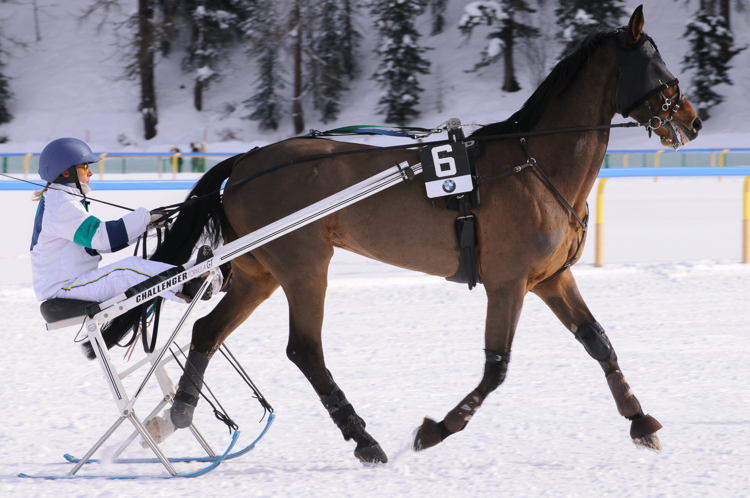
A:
[53, 165, 89, 210]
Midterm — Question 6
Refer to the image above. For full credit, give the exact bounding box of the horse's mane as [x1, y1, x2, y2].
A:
[470, 31, 611, 138]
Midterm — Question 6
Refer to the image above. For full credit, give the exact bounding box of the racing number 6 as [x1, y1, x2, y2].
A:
[431, 145, 456, 178]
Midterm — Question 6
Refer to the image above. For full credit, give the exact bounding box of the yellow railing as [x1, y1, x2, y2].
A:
[23, 153, 32, 180]
[171, 153, 181, 180]
[744, 176, 750, 264]
[594, 178, 609, 267]
[653, 150, 663, 182]
[98, 153, 107, 181]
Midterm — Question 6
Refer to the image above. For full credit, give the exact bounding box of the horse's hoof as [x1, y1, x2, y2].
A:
[413, 417, 443, 451]
[633, 434, 662, 451]
[170, 391, 199, 429]
[630, 413, 663, 439]
[354, 441, 388, 465]
[630, 413, 663, 451]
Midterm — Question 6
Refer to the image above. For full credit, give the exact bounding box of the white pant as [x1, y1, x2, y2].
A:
[53, 256, 184, 303]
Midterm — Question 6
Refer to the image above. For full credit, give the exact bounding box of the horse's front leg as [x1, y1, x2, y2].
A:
[414, 280, 525, 451]
[531, 270, 663, 450]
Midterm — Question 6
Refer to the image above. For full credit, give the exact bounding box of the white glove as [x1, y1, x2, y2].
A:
[149, 210, 169, 228]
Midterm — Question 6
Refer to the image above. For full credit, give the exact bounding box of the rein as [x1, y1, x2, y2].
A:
[0, 172, 136, 212]
[2, 120, 651, 219]
[154, 120, 650, 219]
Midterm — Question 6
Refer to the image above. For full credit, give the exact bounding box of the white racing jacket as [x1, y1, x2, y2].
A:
[30, 184, 150, 301]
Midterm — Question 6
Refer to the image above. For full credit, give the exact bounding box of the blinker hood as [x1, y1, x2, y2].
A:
[613, 30, 678, 118]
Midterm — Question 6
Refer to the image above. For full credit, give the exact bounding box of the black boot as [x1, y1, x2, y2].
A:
[170, 350, 209, 429]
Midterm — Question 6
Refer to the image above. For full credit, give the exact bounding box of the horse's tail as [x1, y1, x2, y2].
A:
[82, 154, 240, 360]
[150, 153, 239, 265]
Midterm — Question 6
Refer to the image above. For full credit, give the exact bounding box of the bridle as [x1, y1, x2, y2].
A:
[641, 87, 683, 138]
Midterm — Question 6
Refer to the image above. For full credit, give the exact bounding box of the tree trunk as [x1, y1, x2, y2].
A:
[194, 80, 203, 111]
[719, 0, 732, 62]
[341, 0, 356, 79]
[291, 1, 304, 135]
[502, 22, 520, 93]
[193, 0, 204, 111]
[719, 0, 730, 28]
[138, 0, 157, 140]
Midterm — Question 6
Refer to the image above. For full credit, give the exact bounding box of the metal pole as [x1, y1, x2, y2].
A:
[595, 178, 609, 267]
[67, 416, 127, 476]
[719, 148, 730, 182]
[743, 176, 749, 264]
[128, 412, 179, 476]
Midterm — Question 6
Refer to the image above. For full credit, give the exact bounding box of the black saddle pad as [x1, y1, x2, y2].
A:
[40, 298, 98, 323]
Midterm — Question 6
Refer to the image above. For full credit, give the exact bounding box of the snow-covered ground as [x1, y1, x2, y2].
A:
[1, 183, 749, 496]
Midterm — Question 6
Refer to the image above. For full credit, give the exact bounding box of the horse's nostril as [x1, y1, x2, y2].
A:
[692, 116, 703, 132]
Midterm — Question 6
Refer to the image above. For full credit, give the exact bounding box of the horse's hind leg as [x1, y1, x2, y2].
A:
[531, 271, 663, 450]
[256, 238, 388, 464]
[170, 256, 279, 429]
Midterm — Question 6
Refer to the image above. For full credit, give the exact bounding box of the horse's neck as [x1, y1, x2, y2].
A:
[533, 41, 620, 201]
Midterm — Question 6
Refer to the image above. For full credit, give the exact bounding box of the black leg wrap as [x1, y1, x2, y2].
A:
[319, 383, 361, 429]
[575, 322, 612, 361]
[480, 350, 511, 395]
[320, 382, 387, 463]
[170, 350, 209, 429]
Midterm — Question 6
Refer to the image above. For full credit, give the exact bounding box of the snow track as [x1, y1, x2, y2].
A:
[1, 259, 748, 496]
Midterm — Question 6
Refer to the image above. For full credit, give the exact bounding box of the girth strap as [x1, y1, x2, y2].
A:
[445, 195, 482, 290]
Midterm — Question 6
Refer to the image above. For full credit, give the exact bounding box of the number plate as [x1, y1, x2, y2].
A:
[419, 142, 474, 198]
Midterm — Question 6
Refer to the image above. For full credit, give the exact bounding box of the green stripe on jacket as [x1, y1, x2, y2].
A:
[73, 216, 102, 248]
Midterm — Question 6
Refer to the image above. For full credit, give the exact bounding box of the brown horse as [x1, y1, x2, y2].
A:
[118, 6, 701, 464]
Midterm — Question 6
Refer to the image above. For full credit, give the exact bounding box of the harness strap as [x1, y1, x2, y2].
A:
[520, 138, 587, 230]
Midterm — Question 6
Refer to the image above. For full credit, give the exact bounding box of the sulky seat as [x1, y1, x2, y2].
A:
[40, 298, 97, 323]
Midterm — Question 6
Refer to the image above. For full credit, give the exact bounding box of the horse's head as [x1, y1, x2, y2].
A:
[614, 5, 702, 149]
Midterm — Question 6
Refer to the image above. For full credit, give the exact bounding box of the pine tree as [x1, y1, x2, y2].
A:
[240, 0, 286, 131]
[554, 0, 626, 59]
[308, 0, 349, 123]
[337, 0, 362, 80]
[244, 46, 285, 130]
[182, 1, 241, 111]
[429, 0, 448, 35]
[0, 39, 12, 125]
[370, 0, 431, 126]
[682, 9, 745, 120]
[459, 0, 538, 92]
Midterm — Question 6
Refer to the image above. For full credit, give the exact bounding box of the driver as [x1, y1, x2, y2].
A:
[30, 137, 221, 305]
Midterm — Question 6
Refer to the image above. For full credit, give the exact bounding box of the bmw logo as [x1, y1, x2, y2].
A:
[442, 179, 456, 193]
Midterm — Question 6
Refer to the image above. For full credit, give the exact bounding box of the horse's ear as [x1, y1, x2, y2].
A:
[625, 5, 644, 45]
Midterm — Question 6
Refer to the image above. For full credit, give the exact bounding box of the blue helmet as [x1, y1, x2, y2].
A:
[39, 138, 100, 182]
